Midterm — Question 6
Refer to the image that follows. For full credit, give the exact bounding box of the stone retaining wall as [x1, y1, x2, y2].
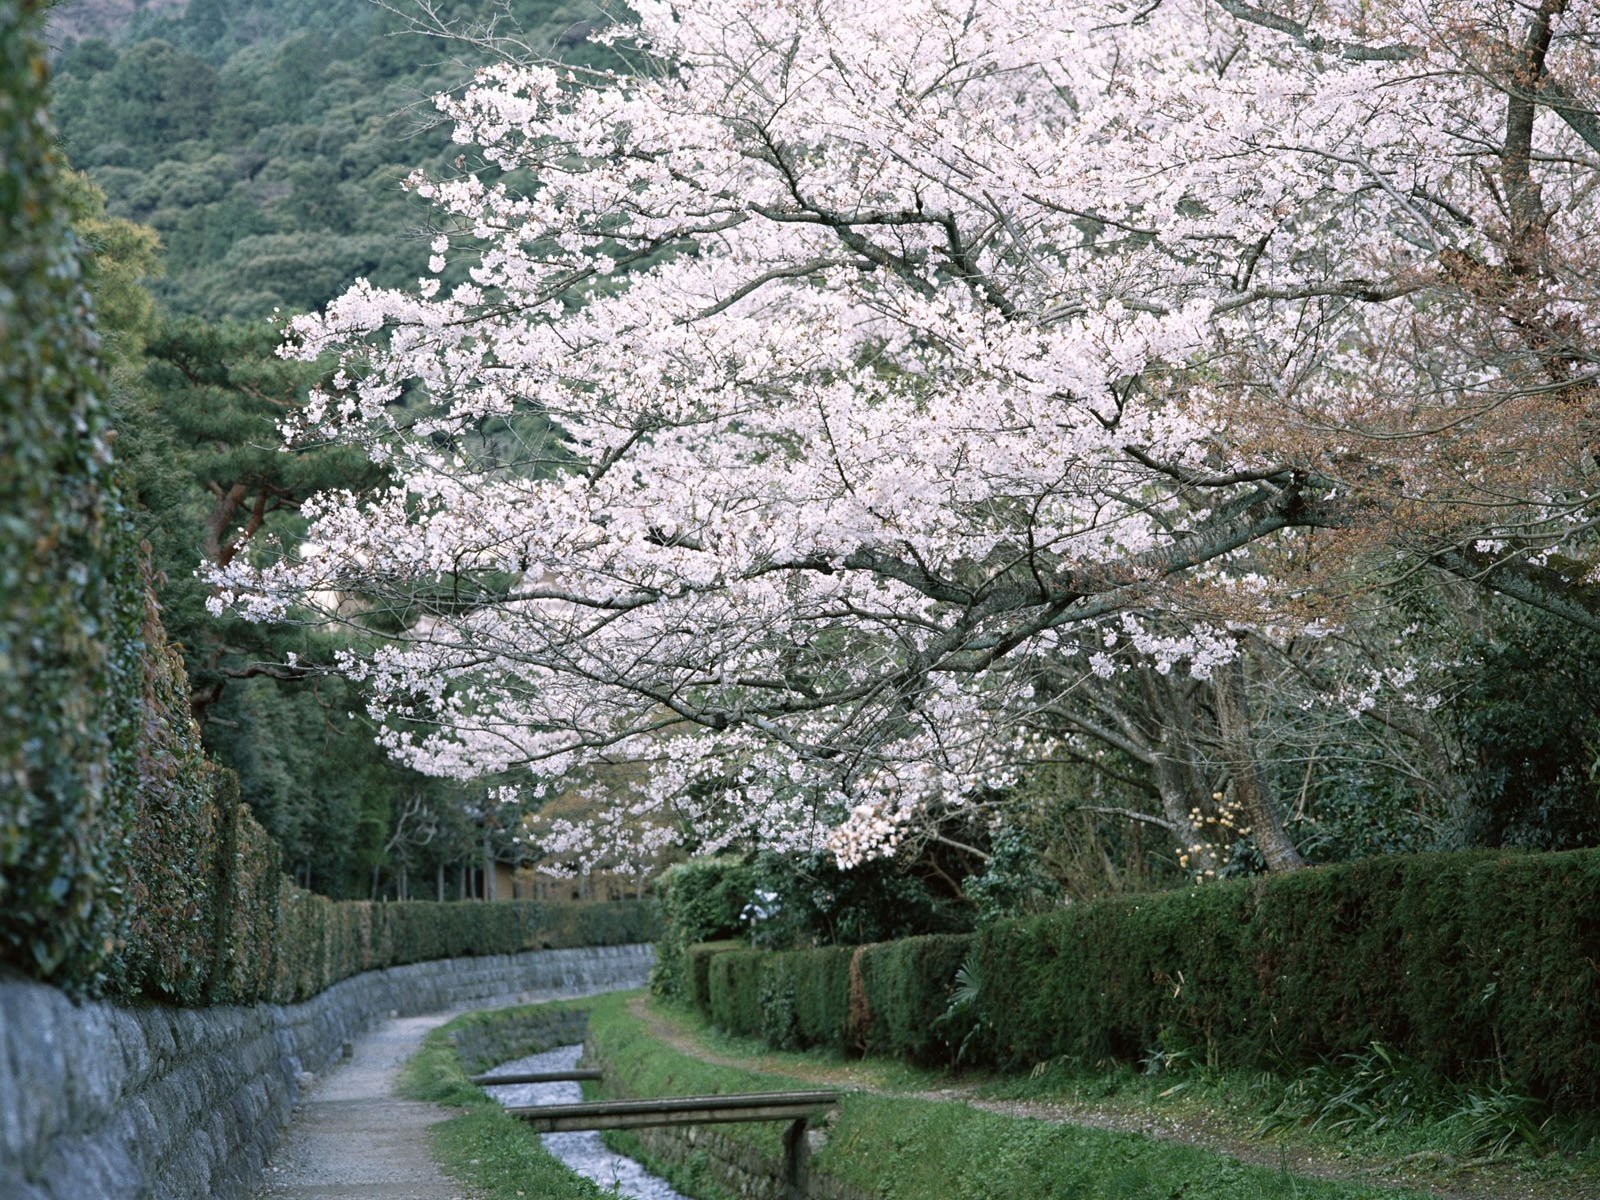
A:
[0, 943, 653, 1200]
[626, 1124, 870, 1200]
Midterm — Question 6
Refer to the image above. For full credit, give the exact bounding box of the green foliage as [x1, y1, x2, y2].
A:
[706, 947, 766, 1038]
[1448, 603, 1600, 851]
[748, 848, 972, 947]
[0, 0, 139, 989]
[651, 857, 756, 999]
[688, 851, 1600, 1111]
[261, 894, 659, 1004]
[685, 940, 743, 1013]
[1257, 1041, 1554, 1158]
[852, 934, 975, 1065]
[960, 828, 1057, 923]
[699, 936, 974, 1064]
[770, 944, 855, 1052]
[50, 0, 626, 318]
[110, 578, 227, 1003]
[975, 850, 1600, 1110]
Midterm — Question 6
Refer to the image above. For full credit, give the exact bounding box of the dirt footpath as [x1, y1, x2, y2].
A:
[255, 1013, 468, 1200]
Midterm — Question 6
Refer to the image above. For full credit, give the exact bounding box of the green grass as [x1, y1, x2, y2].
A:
[398, 998, 614, 1200]
[404, 992, 1600, 1200]
[977, 1042, 1600, 1191]
[582, 993, 1436, 1200]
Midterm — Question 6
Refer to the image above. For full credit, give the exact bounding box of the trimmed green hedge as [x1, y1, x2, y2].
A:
[978, 850, 1600, 1109]
[0, 6, 660, 1009]
[262, 890, 660, 1004]
[685, 940, 742, 1012]
[776, 943, 855, 1052]
[853, 934, 972, 1063]
[707, 946, 766, 1037]
[698, 850, 1600, 1110]
[0, 0, 142, 991]
[701, 937, 968, 1063]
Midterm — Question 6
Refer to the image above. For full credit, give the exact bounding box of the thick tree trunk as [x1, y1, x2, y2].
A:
[1211, 651, 1306, 871]
[1140, 672, 1221, 874]
[1151, 751, 1219, 875]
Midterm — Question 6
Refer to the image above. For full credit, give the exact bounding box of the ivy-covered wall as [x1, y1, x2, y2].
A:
[0, 0, 144, 988]
[0, 5, 659, 1004]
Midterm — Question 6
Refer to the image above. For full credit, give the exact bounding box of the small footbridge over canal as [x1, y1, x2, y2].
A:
[476, 1062, 840, 1200]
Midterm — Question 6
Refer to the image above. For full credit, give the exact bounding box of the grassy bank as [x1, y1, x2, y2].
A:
[404, 991, 1597, 1199]
[398, 1000, 612, 1200]
[583, 992, 1435, 1200]
[638, 996, 1600, 1200]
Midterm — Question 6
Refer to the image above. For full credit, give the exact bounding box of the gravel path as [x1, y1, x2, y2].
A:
[255, 1013, 468, 1200]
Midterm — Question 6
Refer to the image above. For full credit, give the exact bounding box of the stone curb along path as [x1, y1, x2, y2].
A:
[255, 1011, 467, 1200]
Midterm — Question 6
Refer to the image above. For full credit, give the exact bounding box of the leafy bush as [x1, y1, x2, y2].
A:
[685, 940, 742, 1012]
[748, 848, 971, 947]
[698, 935, 974, 1063]
[690, 850, 1600, 1111]
[749, 946, 855, 1051]
[853, 935, 974, 1065]
[707, 947, 766, 1037]
[0, 0, 137, 992]
[651, 857, 756, 999]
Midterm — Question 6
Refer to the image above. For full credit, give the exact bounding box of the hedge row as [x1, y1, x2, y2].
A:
[262, 887, 659, 1005]
[0, 0, 144, 990]
[650, 857, 756, 999]
[0, 10, 661, 1008]
[0, 548, 661, 1005]
[696, 850, 1600, 1110]
[701, 935, 970, 1064]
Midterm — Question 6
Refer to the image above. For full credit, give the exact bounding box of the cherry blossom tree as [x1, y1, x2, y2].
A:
[217, 0, 1599, 870]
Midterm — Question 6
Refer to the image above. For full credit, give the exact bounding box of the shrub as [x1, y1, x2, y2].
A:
[0, 2, 145, 992]
[651, 857, 756, 999]
[686, 940, 742, 1012]
[976, 850, 1600, 1109]
[854, 934, 973, 1065]
[707, 947, 766, 1036]
[688, 849, 1600, 1111]
[787, 944, 855, 1052]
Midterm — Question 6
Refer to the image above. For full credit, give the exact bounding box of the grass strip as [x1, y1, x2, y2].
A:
[398, 998, 612, 1200]
[585, 992, 1437, 1200]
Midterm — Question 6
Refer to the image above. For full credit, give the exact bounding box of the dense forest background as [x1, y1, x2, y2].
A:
[43, 0, 617, 899]
[41, 0, 1600, 928]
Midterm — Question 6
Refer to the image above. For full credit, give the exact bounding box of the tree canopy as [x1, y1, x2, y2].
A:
[214, 0, 1599, 873]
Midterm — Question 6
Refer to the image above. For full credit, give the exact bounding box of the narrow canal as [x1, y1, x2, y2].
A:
[484, 1044, 692, 1200]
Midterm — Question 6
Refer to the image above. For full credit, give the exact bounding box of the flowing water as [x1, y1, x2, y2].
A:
[484, 1044, 693, 1200]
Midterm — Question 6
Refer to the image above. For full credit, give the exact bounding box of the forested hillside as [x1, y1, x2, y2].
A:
[49, 0, 609, 318]
[41, 0, 616, 899]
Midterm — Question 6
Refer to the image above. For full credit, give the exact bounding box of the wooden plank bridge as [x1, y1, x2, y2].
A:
[475, 1068, 840, 1199]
